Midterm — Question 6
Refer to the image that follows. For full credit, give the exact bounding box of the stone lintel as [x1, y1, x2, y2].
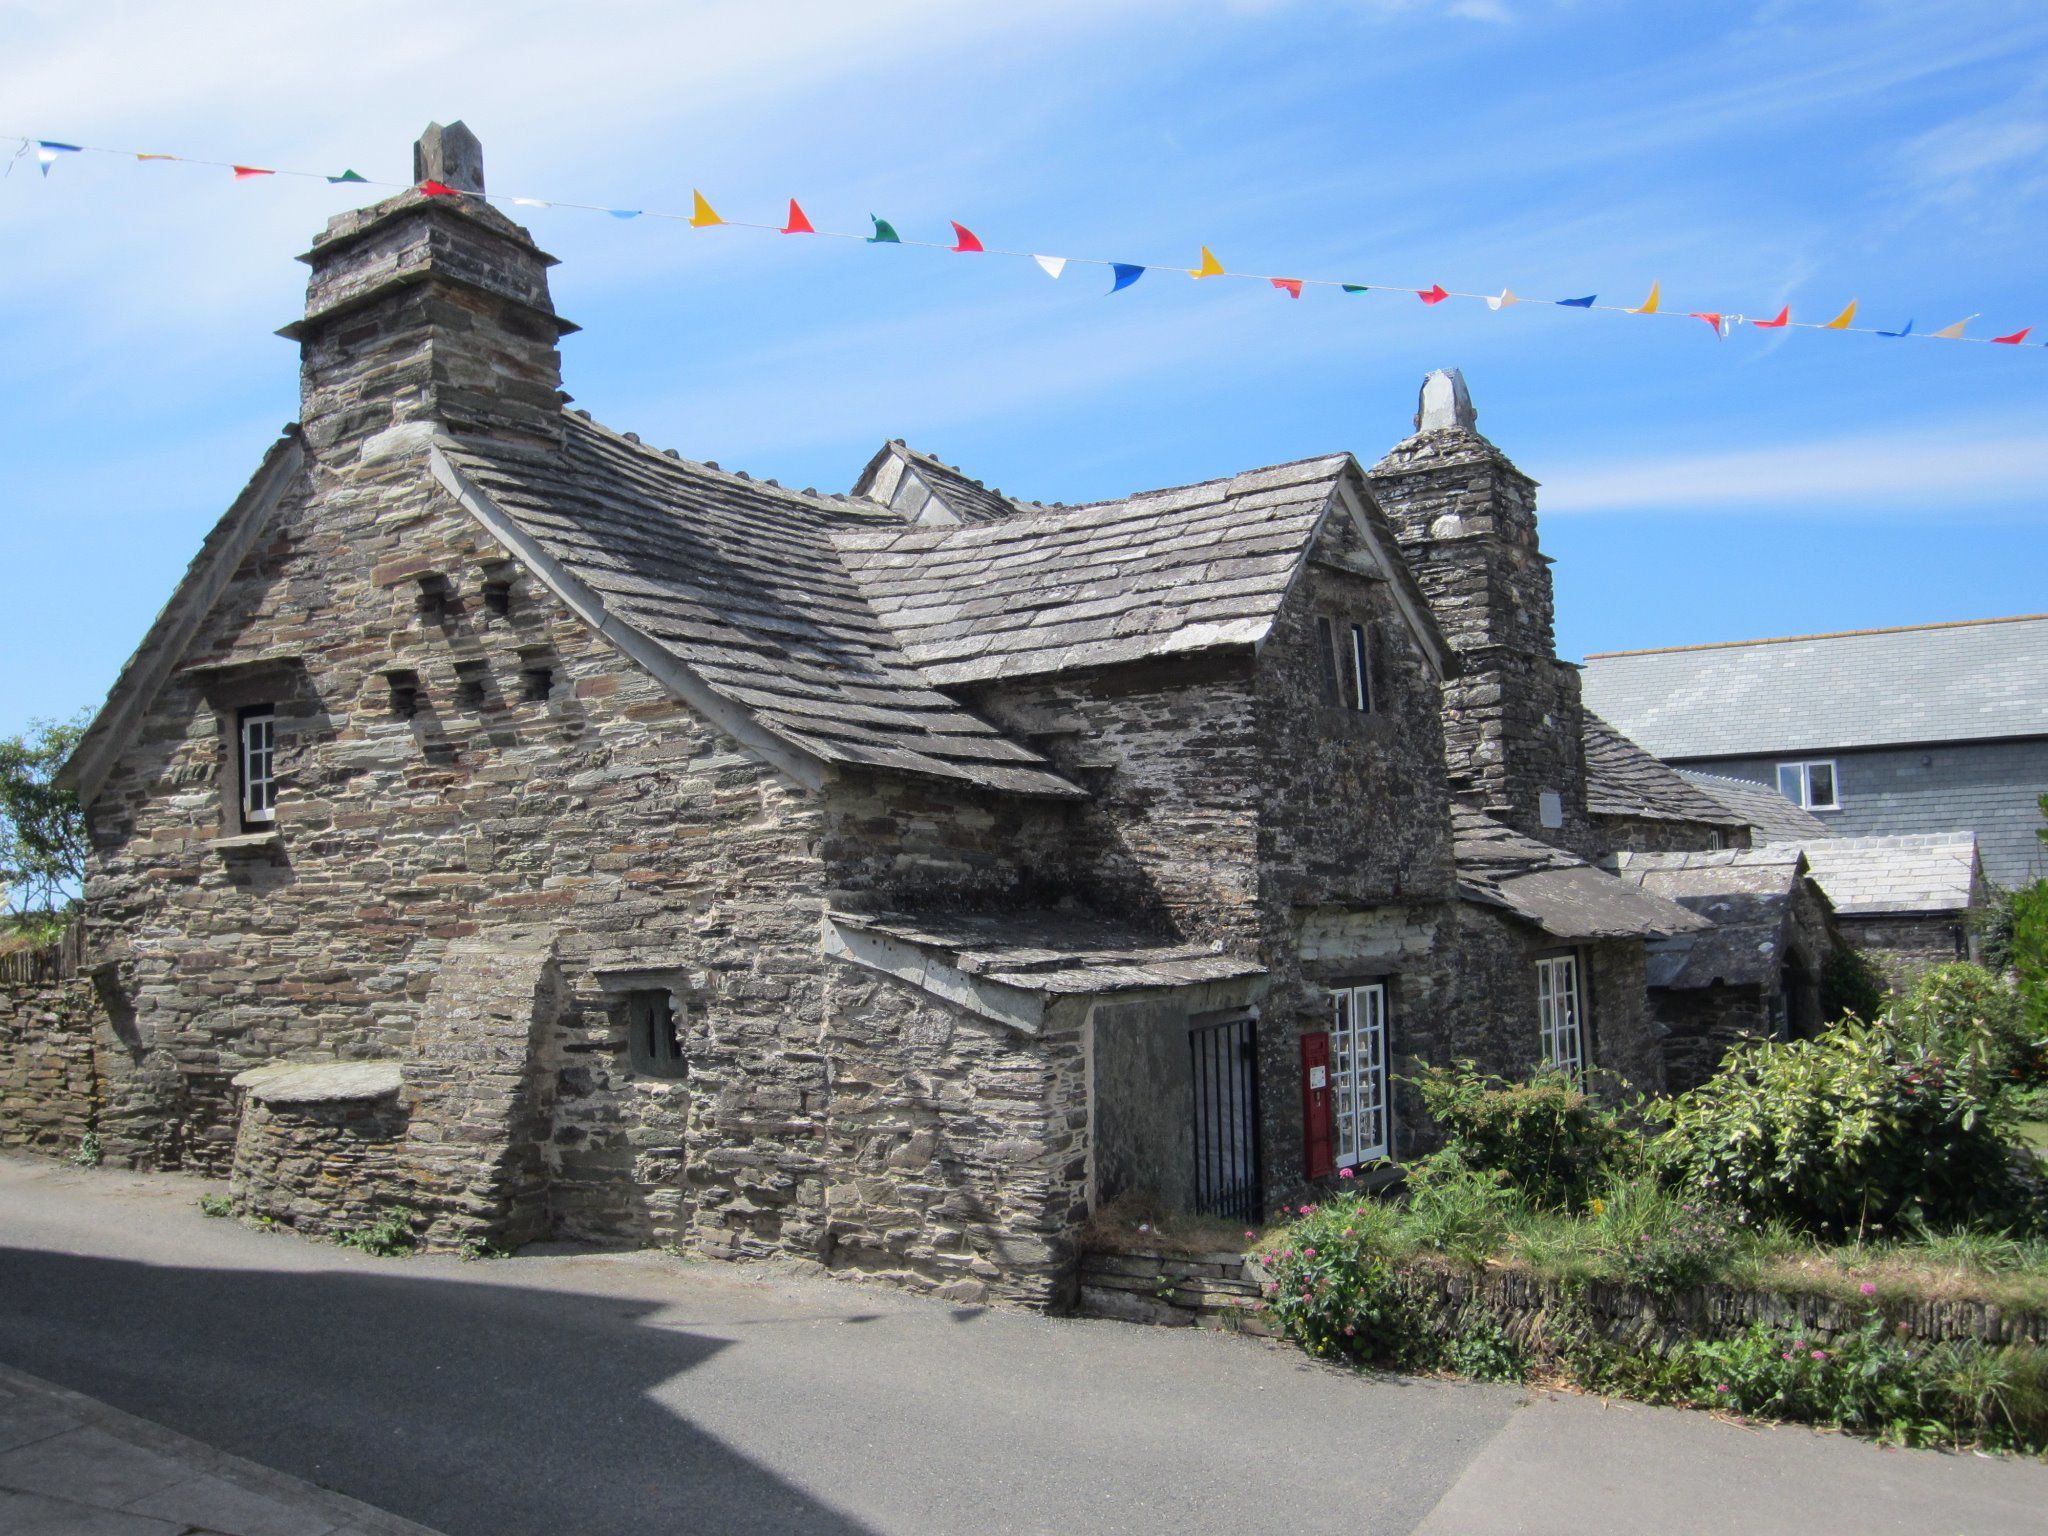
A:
[233, 1059, 404, 1105]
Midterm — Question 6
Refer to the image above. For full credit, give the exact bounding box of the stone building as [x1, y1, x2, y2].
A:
[37, 125, 1749, 1303]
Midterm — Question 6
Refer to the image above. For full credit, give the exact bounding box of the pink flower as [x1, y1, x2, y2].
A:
[1715, 1384, 1730, 1395]
[1337, 1167, 1355, 1179]
[1810, 1350, 1826, 1361]
[1265, 1282, 1278, 1295]
[1281, 1249, 1294, 1261]
[1244, 1231, 1256, 1241]
[1344, 1325, 1356, 1336]
[1781, 1352, 1795, 1361]
[1343, 1228, 1355, 1238]
[1859, 1282, 1877, 1297]
[1303, 1247, 1317, 1259]
[1299, 1204, 1314, 1216]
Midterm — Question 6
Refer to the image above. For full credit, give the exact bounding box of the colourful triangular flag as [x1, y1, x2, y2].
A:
[511, 197, 550, 208]
[781, 199, 814, 234]
[1271, 277, 1303, 298]
[35, 141, 81, 176]
[1033, 255, 1066, 279]
[326, 169, 368, 184]
[1877, 318, 1914, 337]
[1417, 284, 1449, 305]
[1823, 300, 1856, 330]
[1341, 284, 1369, 294]
[135, 152, 174, 162]
[1486, 289, 1519, 310]
[949, 221, 983, 253]
[232, 165, 273, 179]
[1109, 263, 1145, 293]
[1628, 281, 1660, 315]
[689, 190, 723, 228]
[1556, 294, 1596, 307]
[1753, 306, 1789, 329]
[608, 208, 642, 220]
[418, 180, 461, 197]
[1993, 326, 2032, 344]
[868, 215, 900, 244]
[1931, 314, 1977, 339]
[1688, 311, 1723, 335]
[1189, 246, 1225, 279]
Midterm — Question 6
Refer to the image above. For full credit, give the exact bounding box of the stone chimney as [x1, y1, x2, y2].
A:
[281, 122, 576, 464]
[1367, 370, 1588, 842]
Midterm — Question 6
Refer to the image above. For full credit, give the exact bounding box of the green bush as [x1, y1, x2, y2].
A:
[2014, 879, 2048, 1064]
[1409, 1060, 1634, 1210]
[1587, 1177, 1740, 1293]
[1820, 945, 1890, 1025]
[1895, 962, 2042, 1087]
[336, 1207, 419, 1257]
[1255, 1195, 1435, 1369]
[1654, 1018, 2038, 1238]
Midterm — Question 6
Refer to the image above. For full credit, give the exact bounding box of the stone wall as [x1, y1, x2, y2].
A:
[1840, 914, 1972, 977]
[1653, 986, 1773, 1095]
[229, 1090, 411, 1239]
[0, 946, 105, 1156]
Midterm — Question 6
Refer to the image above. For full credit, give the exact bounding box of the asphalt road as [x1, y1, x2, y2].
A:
[1, 1153, 2043, 1536]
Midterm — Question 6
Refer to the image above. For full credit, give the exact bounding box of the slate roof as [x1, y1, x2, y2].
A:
[1798, 834, 1983, 916]
[853, 441, 1024, 525]
[1679, 771, 1835, 844]
[826, 908, 1265, 995]
[1612, 849, 1816, 989]
[1580, 615, 2048, 758]
[1452, 807, 1710, 941]
[834, 454, 1448, 688]
[1582, 713, 1741, 827]
[437, 415, 1080, 797]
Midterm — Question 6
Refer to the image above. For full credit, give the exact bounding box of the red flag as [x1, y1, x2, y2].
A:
[781, 199, 814, 235]
[1993, 326, 2032, 344]
[1417, 284, 1449, 305]
[1753, 306, 1790, 328]
[231, 165, 274, 179]
[1688, 312, 1723, 334]
[418, 180, 461, 197]
[949, 221, 983, 253]
[1271, 278, 1302, 298]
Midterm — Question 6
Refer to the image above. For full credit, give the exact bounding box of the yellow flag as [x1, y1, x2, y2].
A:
[1823, 300, 1856, 330]
[1628, 281, 1661, 315]
[1931, 314, 1978, 339]
[688, 190, 724, 228]
[1189, 245, 1225, 278]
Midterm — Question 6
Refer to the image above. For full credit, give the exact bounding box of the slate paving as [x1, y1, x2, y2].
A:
[0, 1364, 440, 1536]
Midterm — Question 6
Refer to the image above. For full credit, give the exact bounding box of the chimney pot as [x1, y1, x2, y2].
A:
[1414, 368, 1477, 433]
[414, 121, 486, 195]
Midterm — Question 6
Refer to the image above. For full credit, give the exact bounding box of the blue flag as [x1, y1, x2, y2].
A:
[1556, 294, 1596, 308]
[1877, 318, 1914, 338]
[1110, 263, 1145, 293]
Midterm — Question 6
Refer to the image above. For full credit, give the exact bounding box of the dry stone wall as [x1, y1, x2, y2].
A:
[0, 965, 104, 1157]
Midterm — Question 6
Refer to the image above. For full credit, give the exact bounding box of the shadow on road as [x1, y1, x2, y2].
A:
[0, 1245, 876, 1536]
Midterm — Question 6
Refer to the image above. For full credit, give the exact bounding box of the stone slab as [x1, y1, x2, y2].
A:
[231, 1061, 404, 1105]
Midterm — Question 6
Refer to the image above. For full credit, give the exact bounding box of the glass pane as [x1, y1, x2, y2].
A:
[1807, 763, 1835, 807]
[1777, 764, 1803, 805]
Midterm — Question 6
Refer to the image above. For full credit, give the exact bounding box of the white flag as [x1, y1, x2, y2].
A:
[1033, 254, 1066, 279]
[1486, 289, 1519, 311]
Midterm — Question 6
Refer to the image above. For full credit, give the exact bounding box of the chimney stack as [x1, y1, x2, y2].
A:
[282, 122, 576, 465]
[1367, 370, 1588, 841]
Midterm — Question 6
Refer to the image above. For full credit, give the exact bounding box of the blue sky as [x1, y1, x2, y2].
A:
[3, 0, 2045, 738]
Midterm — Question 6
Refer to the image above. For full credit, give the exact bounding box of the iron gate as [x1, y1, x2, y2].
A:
[1189, 1014, 1261, 1223]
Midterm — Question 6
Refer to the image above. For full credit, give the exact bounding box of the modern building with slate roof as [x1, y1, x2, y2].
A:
[31, 126, 1837, 1303]
[1582, 615, 2048, 889]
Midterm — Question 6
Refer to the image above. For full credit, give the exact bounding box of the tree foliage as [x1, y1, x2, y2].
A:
[0, 714, 88, 922]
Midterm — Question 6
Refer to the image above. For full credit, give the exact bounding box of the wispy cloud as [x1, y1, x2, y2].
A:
[1541, 415, 2048, 515]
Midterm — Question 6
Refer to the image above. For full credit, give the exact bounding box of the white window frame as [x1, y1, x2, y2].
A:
[238, 707, 276, 827]
[1776, 759, 1839, 811]
[1330, 982, 1390, 1167]
[1535, 954, 1585, 1084]
[1346, 622, 1372, 713]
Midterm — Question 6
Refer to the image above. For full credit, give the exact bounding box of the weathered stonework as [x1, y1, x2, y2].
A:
[0, 940, 105, 1156]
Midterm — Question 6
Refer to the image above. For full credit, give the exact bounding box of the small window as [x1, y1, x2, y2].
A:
[1776, 760, 1839, 811]
[1535, 954, 1584, 1085]
[1314, 617, 1342, 705]
[482, 579, 512, 619]
[1346, 622, 1373, 713]
[626, 989, 685, 1079]
[1707, 829, 1725, 851]
[521, 666, 553, 703]
[238, 706, 277, 828]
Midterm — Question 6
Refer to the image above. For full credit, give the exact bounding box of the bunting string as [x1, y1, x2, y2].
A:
[9, 133, 2041, 352]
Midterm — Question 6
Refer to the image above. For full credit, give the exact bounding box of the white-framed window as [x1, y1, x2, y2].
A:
[1776, 760, 1839, 811]
[1535, 955, 1585, 1084]
[625, 988, 686, 1079]
[238, 706, 276, 827]
[1314, 616, 1374, 713]
[1330, 982, 1390, 1166]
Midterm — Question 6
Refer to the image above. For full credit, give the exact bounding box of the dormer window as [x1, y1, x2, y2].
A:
[1316, 616, 1374, 712]
[238, 706, 277, 828]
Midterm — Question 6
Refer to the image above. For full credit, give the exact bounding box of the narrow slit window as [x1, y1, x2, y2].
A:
[1347, 622, 1373, 713]
[238, 706, 277, 828]
[626, 989, 686, 1079]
